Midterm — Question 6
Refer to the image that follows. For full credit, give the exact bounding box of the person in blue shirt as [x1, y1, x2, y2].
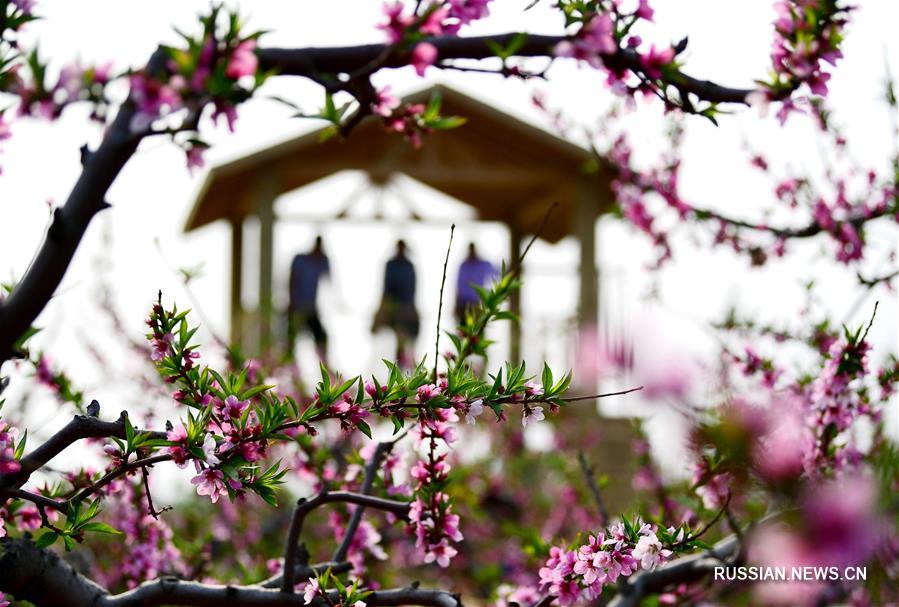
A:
[372, 240, 419, 367]
[455, 242, 498, 323]
[287, 235, 330, 361]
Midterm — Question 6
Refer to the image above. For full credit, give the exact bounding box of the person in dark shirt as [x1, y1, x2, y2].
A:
[288, 235, 330, 361]
[455, 242, 498, 324]
[372, 240, 419, 367]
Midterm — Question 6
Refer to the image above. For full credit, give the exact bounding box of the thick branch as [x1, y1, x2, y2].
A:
[0, 50, 170, 364]
[607, 534, 740, 607]
[0, 538, 460, 607]
[257, 34, 753, 105]
[0, 537, 108, 606]
[102, 583, 461, 607]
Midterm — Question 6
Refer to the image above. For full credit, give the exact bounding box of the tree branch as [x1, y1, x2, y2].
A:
[282, 491, 411, 592]
[256, 34, 753, 105]
[0, 49, 168, 364]
[0, 538, 461, 607]
[0, 409, 166, 497]
[333, 441, 392, 563]
[607, 534, 741, 607]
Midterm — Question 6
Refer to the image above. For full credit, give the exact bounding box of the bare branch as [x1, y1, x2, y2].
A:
[333, 441, 392, 563]
[282, 491, 411, 592]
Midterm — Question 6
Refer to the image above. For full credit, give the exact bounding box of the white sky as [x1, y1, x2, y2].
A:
[0, 1, 897, 476]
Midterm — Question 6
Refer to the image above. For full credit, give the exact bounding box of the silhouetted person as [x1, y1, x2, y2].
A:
[455, 243, 498, 323]
[372, 240, 419, 367]
[288, 235, 330, 361]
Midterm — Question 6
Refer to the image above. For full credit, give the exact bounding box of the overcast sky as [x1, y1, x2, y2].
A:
[0, 1, 896, 474]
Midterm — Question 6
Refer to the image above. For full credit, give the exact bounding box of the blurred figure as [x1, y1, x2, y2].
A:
[454, 243, 498, 323]
[287, 235, 330, 362]
[372, 240, 419, 367]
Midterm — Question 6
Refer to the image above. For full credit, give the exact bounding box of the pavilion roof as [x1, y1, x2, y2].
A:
[185, 84, 613, 243]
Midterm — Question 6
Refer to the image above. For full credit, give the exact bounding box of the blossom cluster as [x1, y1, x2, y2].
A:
[538, 520, 677, 605]
[129, 5, 264, 169]
[408, 387, 464, 567]
[751, 0, 851, 123]
[93, 481, 187, 589]
[0, 420, 21, 476]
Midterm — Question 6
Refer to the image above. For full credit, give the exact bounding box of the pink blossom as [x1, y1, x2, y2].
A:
[221, 394, 249, 418]
[521, 405, 545, 428]
[378, 2, 413, 43]
[465, 399, 484, 424]
[201, 433, 220, 465]
[423, 539, 458, 567]
[631, 531, 671, 569]
[226, 40, 258, 79]
[0, 422, 21, 475]
[555, 14, 616, 69]
[191, 468, 228, 503]
[186, 146, 206, 174]
[18, 505, 42, 531]
[640, 45, 675, 79]
[0, 591, 9, 607]
[372, 86, 401, 117]
[420, 7, 450, 36]
[411, 43, 438, 77]
[635, 0, 654, 21]
[303, 577, 320, 604]
[150, 332, 174, 362]
[448, 0, 491, 26]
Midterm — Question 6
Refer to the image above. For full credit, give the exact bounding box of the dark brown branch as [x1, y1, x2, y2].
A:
[103, 582, 462, 607]
[0, 538, 460, 607]
[0, 410, 166, 496]
[333, 441, 392, 563]
[607, 534, 741, 607]
[858, 267, 899, 287]
[0, 49, 168, 364]
[256, 562, 352, 591]
[562, 386, 644, 402]
[69, 454, 171, 504]
[257, 35, 753, 105]
[0, 537, 108, 606]
[434, 224, 455, 378]
[576, 452, 609, 526]
[282, 491, 411, 592]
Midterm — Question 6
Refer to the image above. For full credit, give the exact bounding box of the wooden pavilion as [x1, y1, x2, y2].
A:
[184, 84, 615, 359]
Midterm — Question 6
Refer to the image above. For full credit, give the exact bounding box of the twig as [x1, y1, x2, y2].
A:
[69, 454, 171, 504]
[576, 453, 609, 526]
[141, 465, 170, 519]
[433, 224, 455, 378]
[332, 441, 392, 562]
[562, 386, 644, 402]
[514, 203, 558, 272]
[670, 492, 731, 550]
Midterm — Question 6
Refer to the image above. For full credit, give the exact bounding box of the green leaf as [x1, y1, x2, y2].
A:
[80, 522, 123, 535]
[424, 90, 442, 121]
[35, 531, 59, 548]
[429, 116, 467, 130]
[357, 420, 373, 439]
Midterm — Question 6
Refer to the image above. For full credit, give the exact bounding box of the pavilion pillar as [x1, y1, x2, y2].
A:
[229, 217, 245, 347]
[509, 225, 523, 363]
[576, 181, 600, 329]
[256, 175, 277, 352]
